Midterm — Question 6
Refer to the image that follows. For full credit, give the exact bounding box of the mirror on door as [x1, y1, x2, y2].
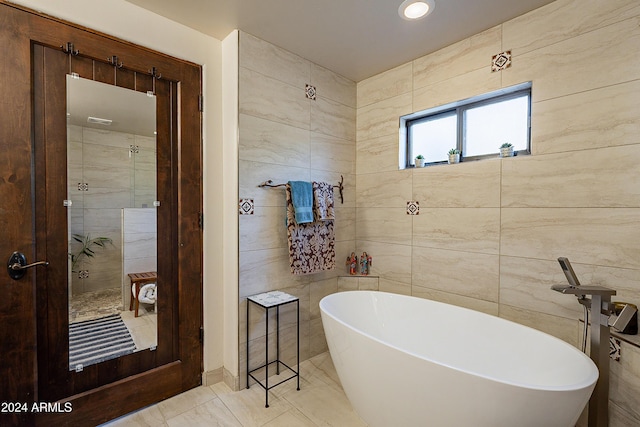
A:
[66, 75, 158, 371]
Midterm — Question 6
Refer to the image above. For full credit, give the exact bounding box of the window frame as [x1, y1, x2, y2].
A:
[400, 82, 532, 168]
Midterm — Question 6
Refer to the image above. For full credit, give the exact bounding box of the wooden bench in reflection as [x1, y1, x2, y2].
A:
[128, 271, 157, 317]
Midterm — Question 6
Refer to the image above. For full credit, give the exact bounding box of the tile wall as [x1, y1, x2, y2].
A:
[355, 0, 640, 424]
[236, 32, 361, 389]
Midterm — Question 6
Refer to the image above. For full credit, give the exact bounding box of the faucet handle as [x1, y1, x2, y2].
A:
[610, 304, 638, 332]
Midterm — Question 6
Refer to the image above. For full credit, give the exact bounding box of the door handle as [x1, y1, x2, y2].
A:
[7, 251, 49, 280]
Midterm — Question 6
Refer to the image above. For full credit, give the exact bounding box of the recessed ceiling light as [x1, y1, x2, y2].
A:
[399, 0, 435, 20]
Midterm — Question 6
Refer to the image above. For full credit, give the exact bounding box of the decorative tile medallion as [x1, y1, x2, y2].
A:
[305, 84, 317, 100]
[406, 201, 420, 215]
[491, 50, 512, 72]
[78, 270, 89, 279]
[239, 198, 254, 215]
[78, 182, 89, 191]
[610, 337, 621, 361]
[129, 145, 140, 154]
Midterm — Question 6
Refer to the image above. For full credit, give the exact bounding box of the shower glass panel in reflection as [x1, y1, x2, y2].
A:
[66, 75, 158, 371]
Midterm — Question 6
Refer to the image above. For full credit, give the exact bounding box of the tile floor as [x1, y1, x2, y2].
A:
[100, 352, 367, 427]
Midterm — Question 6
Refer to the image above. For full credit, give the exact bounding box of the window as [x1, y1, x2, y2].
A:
[400, 83, 531, 168]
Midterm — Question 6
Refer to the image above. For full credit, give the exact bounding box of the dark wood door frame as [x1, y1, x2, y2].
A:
[0, 3, 203, 426]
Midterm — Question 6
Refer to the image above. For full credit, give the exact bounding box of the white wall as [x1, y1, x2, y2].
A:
[9, 0, 226, 374]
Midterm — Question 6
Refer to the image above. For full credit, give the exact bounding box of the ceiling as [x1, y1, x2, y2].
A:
[125, 0, 555, 82]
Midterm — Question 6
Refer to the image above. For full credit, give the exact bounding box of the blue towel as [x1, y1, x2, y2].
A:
[288, 181, 314, 224]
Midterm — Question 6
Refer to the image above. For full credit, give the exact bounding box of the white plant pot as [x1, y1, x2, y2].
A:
[415, 158, 425, 167]
[500, 147, 514, 157]
[448, 153, 460, 164]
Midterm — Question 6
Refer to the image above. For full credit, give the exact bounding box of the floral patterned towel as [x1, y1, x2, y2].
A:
[312, 181, 335, 221]
[286, 184, 335, 275]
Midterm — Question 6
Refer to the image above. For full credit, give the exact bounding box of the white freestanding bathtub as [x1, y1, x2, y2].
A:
[319, 291, 597, 427]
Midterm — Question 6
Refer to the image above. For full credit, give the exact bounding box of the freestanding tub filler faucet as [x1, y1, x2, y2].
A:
[551, 257, 637, 427]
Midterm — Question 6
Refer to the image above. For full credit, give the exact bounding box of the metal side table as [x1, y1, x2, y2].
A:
[246, 290, 300, 407]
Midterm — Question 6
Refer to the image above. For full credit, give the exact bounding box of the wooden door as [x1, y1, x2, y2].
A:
[0, 3, 203, 426]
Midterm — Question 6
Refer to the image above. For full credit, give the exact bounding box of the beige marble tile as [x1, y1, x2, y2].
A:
[238, 160, 310, 207]
[239, 249, 311, 298]
[262, 408, 317, 427]
[83, 187, 132, 209]
[333, 206, 355, 243]
[356, 92, 412, 141]
[498, 304, 580, 347]
[100, 404, 168, 427]
[311, 96, 356, 141]
[280, 381, 366, 427]
[413, 159, 501, 207]
[239, 207, 288, 252]
[239, 114, 310, 169]
[311, 63, 356, 108]
[309, 278, 338, 320]
[212, 380, 292, 427]
[309, 317, 328, 357]
[355, 240, 412, 285]
[357, 277, 379, 291]
[355, 207, 412, 245]
[84, 164, 132, 189]
[157, 385, 218, 420]
[610, 341, 640, 422]
[532, 80, 640, 155]
[503, 17, 640, 103]
[165, 397, 242, 427]
[357, 62, 412, 108]
[503, 0, 640, 55]
[610, 400, 640, 427]
[240, 32, 310, 88]
[411, 247, 499, 302]
[413, 26, 501, 89]
[500, 207, 640, 269]
[413, 208, 500, 254]
[356, 133, 400, 174]
[411, 285, 499, 316]
[355, 169, 412, 208]
[239, 67, 310, 130]
[502, 145, 640, 208]
[82, 127, 134, 149]
[412, 67, 502, 113]
[378, 278, 411, 296]
[310, 132, 355, 175]
[499, 256, 583, 320]
[337, 276, 359, 292]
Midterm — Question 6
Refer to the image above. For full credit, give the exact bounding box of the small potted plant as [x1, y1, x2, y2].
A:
[500, 142, 514, 157]
[415, 154, 425, 168]
[447, 148, 460, 164]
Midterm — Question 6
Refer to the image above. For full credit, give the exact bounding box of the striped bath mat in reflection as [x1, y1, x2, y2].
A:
[69, 313, 136, 371]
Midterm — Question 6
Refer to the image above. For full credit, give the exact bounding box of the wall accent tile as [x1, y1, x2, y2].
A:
[305, 84, 316, 100]
[238, 199, 254, 215]
[406, 201, 419, 215]
[491, 50, 512, 72]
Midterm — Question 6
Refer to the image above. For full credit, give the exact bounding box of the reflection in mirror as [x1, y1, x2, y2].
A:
[66, 75, 158, 371]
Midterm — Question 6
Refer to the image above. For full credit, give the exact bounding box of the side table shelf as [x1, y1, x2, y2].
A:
[246, 290, 300, 407]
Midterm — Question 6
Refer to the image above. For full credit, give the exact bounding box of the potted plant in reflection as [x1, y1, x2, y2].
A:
[69, 233, 113, 273]
[447, 148, 461, 164]
[500, 142, 514, 157]
[415, 154, 425, 168]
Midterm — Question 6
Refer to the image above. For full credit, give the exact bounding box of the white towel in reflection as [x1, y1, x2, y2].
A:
[134, 283, 157, 304]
